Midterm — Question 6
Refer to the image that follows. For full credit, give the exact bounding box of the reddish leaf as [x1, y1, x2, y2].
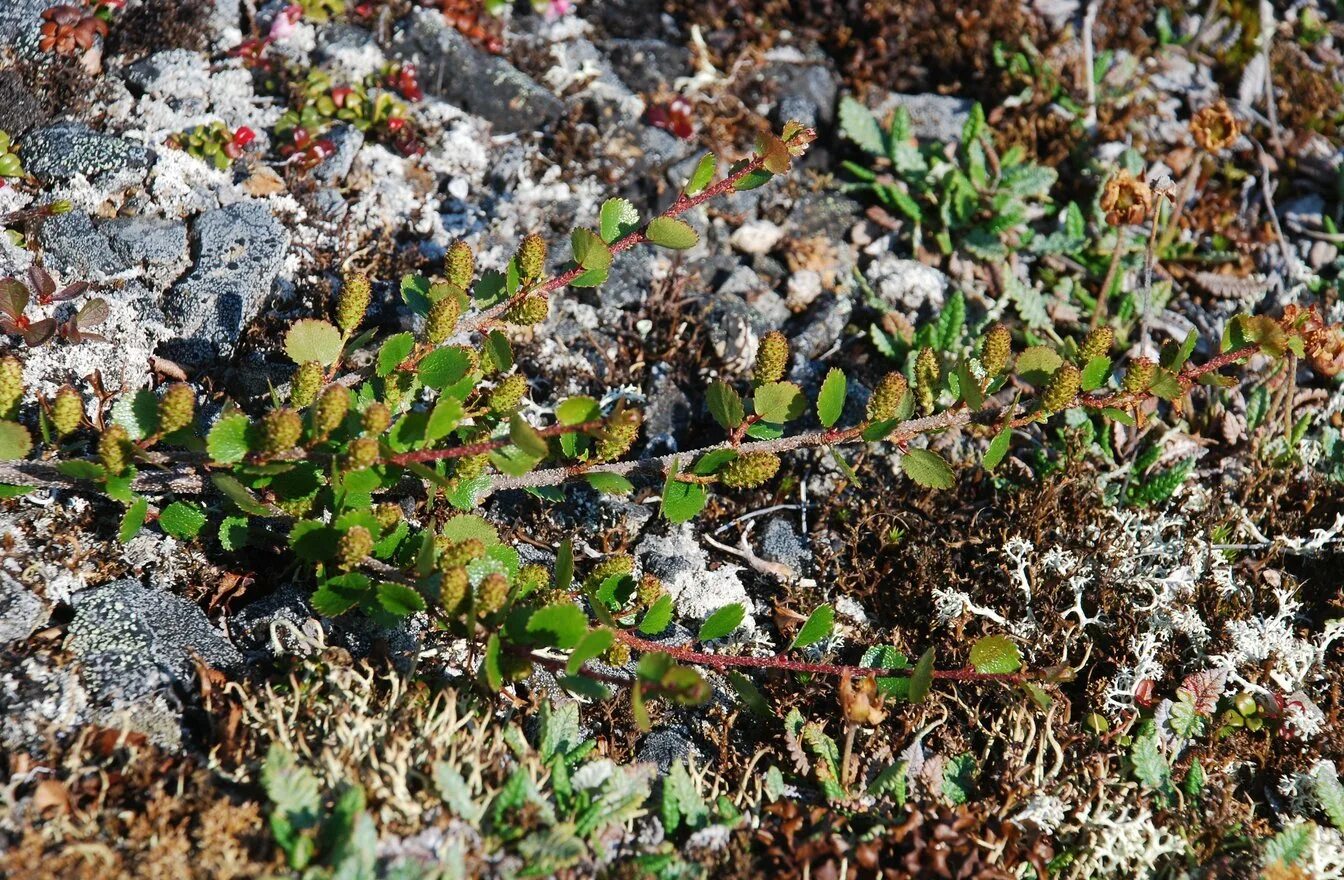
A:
[1177, 668, 1227, 715]
[0, 278, 29, 320]
[27, 266, 54, 303]
[53, 281, 89, 303]
[23, 318, 57, 346]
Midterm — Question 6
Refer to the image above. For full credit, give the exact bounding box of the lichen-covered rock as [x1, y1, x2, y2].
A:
[37, 212, 127, 279]
[0, 571, 46, 646]
[101, 215, 190, 287]
[19, 121, 155, 184]
[394, 9, 564, 134]
[162, 201, 289, 363]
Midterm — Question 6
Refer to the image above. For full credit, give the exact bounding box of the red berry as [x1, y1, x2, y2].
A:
[232, 126, 256, 147]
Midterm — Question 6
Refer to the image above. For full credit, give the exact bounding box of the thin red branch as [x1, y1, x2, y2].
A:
[385, 419, 604, 466]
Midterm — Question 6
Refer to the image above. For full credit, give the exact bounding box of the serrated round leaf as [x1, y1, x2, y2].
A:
[790, 604, 834, 649]
[207, 414, 252, 464]
[638, 594, 674, 635]
[566, 628, 614, 674]
[685, 153, 716, 195]
[599, 198, 639, 243]
[1014, 346, 1063, 386]
[646, 217, 699, 250]
[377, 332, 416, 377]
[982, 425, 1012, 470]
[753, 381, 806, 423]
[571, 228, 613, 271]
[418, 346, 473, 389]
[56, 459, 105, 480]
[376, 582, 426, 617]
[1080, 355, 1112, 392]
[556, 395, 600, 425]
[969, 635, 1021, 674]
[527, 603, 588, 650]
[816, 368, 846, 427]
[111, 390, 158, 440]
[218, 515, 249, 551]
[706, 380, 744, 430]
[159, 501, 206, 540]
[285, 319, 343, 367]
[901, 448, 955, 489]
[119, 497, 148, 543]
[0, 424, 32, 464]
[698, 603, 745, 642]
[661, 466, 707, 523]
[584, 472, 633, 495]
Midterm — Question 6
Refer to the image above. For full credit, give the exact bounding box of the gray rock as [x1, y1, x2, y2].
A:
[600, 248, 655, 309]
[868, 254, 949, 320]
[602, 38, 690, 95]
[764, 54, 839, 131]
[38, 212, 126, 279]
[101, 216, 190, 287]
[20, 122, 155, 184]
[312, 186, 350, 222]
[705, 292, 771, 373]
[394, 10, 563, 133]
[637, 727, 697, 772]
[231, 583, 315, 658]
[312, 125, 364, 185]
[642, 361, 691, 455]
[123, 49, 209, 97]
[871, 92, 974, 143]
[789, 293, 852, 359]
[162, 201, 289, 363]
[66, 578, 243, 704]
[758, 518, 809, 574]
[0, 69, 48, 137]
[0, 572, 46, 646]
[0, 0, 60, 48]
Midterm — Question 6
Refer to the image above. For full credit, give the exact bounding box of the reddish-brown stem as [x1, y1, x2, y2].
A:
[610, 628, 1028, 684]
[385, 419, 604, 466]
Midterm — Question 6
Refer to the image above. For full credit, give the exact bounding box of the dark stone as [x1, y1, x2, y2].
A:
[20, 121, 154, 184]
[637, 727, 697, 772]
[0, 0, 60, 49]
[66, 578, 243, 703]
[38, 212, 126, 278]
[101, 215, 190, 285]
[601, 38, 690, 95]
[758, 517, 809, 574]
[763, 54, 839, 131]
[584, 0, 676, 40]
[0, 69, 47, 136]
[871, 92, 974, 142]
[393, 10, 563, 133]
[162, 202, 288, 364]
[642, 361, 691, 455]
[0, 571, 45, 646]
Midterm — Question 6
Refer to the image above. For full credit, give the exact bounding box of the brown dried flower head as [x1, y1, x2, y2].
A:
[1190, 100, 1240, 152]
[840, 673, 887, 726]
[1100, 170, 1153, 227]
[1282, 304, 1344, 378]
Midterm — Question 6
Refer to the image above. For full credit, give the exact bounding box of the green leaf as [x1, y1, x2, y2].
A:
[1131, 731, 1172, 796]
[207, 414, 252, 464]
[111, 390, 159, 440]
[284, 318, 344, 366]
[0, 484, 35, 498]
[753, 381, 806, 423]
[218, 515, 249, 551]
[908, 647, 935, 704]
[685, 153, 716, 195]
[1102, 406, 1136, 426]
[119, 497, 148, 543]
[956, 361, 983, 411]
[816, 369, 847, 428]
[159, 501, 206, 540]
[1080, 355, 1112, 391]
[212, 474, 272, 515]
[698, 603, 745, 642]
[706, 380, 745, 430]
[727, 671, 772, 718]
[527, 603, 588, 649]
[645, 217, 699, 250]
[901, 448, 955, 489]
[0, 419, 32, 462]
[661, 463, 707, 523]
[983, 423, 1012, 470]
[377, 582, 426, 616]
[289, 519, 341, 561]
[1015, 346, 1063, 385]
[482, 330, 513, 373]
[584, 472, 633, 495]
[638, 594, 674, 635]
[790, 604, 835, 649]
[936, 290, 965, 351]
[598, 198, 639, 243]
[56, 459, 105, 480]
[556, 395, 600, 425]
[571, 228, 613, 271]
[969, 635, 1021, 673]
[376, 332, 415, 377]
[483, 633, 504, 690]
[566, 628, 614, 674]
[418, 346, 474, 390]
[838, 95, 885, 155]
[1149, 369, 1182, 401]
[509, 413, 550, 459]
[861, 645, 911, 698]
[569, 266, 608, 288]
[426, 398, 464, 443]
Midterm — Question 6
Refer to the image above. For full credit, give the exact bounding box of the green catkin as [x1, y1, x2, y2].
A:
[517, 564, 550, 597]
[446, 241, 475, 289]
[866, 372, 908, 422]
[291, 361, 324, 408]
[517, 233, 547, 281]
[584, 555, 634, 590]
[361, 402, 391, 436]
[1040, 364, 1081, 414]
[157, 383, 196, 435]
[51, 386, 83, 436]
[425, 295, 461, 344]
[595, 409, 641, 461]
[440, 567, 469, 613]
[475, 573, 510, 616]
[374, 503, 402, 531]
[454, 453, 489, 482]
[719, 451, 782, 488]
[312, 383, 351, 437]
[336, 526, 373, 571]
[98, 424, 132, 475]
[436, 538, 486, 570]
[503, 294, 548, 325]
[0, 355, 22, 419]
[344, 436, 380, 470]
[1079, 327, 1115, 363]
[259, 408, 303, 454]
[915, 346, 940, 414]
[637, 574, 663, 606]
[605, 641, 632, 666]
[981, 324, 1012, 375]
[336, 271, 372, 335]
[754, 330, 789, 385]
[275, 494, 315, 517]
[489, 374, 527, 415]
[1123, 357, 1157, 393]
